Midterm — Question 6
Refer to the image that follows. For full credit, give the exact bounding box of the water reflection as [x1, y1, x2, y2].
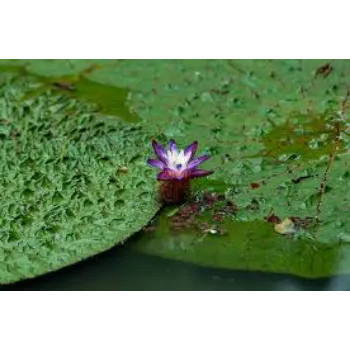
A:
[1, 245, 349, 291]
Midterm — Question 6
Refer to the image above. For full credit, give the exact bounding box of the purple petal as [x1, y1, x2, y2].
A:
[169, 139, 178, 153]
[189, 169, 214, 178]
[152, 140, 168, 164]
[187, 155, 211, 170]
[184, 141, 198, 161]
[147, 159, 165, 169]
[157, 168, 186, 181]
[157, 171, 174, 181]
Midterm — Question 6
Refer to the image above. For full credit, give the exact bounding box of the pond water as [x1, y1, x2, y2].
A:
[2, 236, 350, 291]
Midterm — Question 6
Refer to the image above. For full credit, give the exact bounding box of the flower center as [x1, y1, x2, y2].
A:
[167, 149, 189, 172]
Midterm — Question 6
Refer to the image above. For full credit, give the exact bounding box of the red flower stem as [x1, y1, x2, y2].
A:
[159, 179, 191, 204]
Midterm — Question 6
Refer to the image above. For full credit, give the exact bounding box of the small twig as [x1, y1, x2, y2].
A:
[291, 175, 314, 184]
[339, 86, 350, 119]
[315, 120, 341, 220]
[299, 86, 306, 99]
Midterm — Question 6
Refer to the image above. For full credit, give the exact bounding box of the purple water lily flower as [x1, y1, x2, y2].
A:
[147, 139, 213, 181]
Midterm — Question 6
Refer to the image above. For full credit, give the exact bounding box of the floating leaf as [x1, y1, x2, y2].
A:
[0, 74, 160, 284]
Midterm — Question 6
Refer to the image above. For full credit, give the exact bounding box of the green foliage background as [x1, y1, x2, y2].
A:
[0, 59, 349, 283]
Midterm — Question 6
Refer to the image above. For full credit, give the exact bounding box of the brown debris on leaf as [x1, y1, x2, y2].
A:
[274, 218, 296, 235]
[170, 191, 238, 235]
[250, 182, 261, 189]
[265, 214, 315, 235]
[52, 81, 76, 91]
[289, 216, 315, 230]
[264, 213, 282, 224]
[315, 63, 333, 78]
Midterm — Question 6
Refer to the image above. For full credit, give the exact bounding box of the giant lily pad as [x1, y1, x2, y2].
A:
[92, 59, 348, 278]
[0, 73, 160, 284]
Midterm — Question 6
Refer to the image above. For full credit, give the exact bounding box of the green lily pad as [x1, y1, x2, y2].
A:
[0, 73, 160, 284]
[108, 59, 349, 278]
[130, 150, 350, 278]
[1, 59, 350, 281]
[131, 214, 346, 278]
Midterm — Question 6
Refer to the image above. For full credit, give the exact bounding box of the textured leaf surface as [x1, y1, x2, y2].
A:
[1, 60, 350, 280]
[0, 73, 160, 284]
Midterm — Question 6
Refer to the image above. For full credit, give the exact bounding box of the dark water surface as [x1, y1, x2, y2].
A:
[2, 244, 350, 291]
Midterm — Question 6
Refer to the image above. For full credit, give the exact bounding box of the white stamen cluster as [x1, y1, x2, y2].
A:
[166, 149, 190, 171]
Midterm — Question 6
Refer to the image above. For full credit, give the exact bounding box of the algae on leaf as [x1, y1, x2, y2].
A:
[0, 73, 160, 284]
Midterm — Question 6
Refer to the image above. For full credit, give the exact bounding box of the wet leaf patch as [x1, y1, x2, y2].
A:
[0, 74, 160, 284]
